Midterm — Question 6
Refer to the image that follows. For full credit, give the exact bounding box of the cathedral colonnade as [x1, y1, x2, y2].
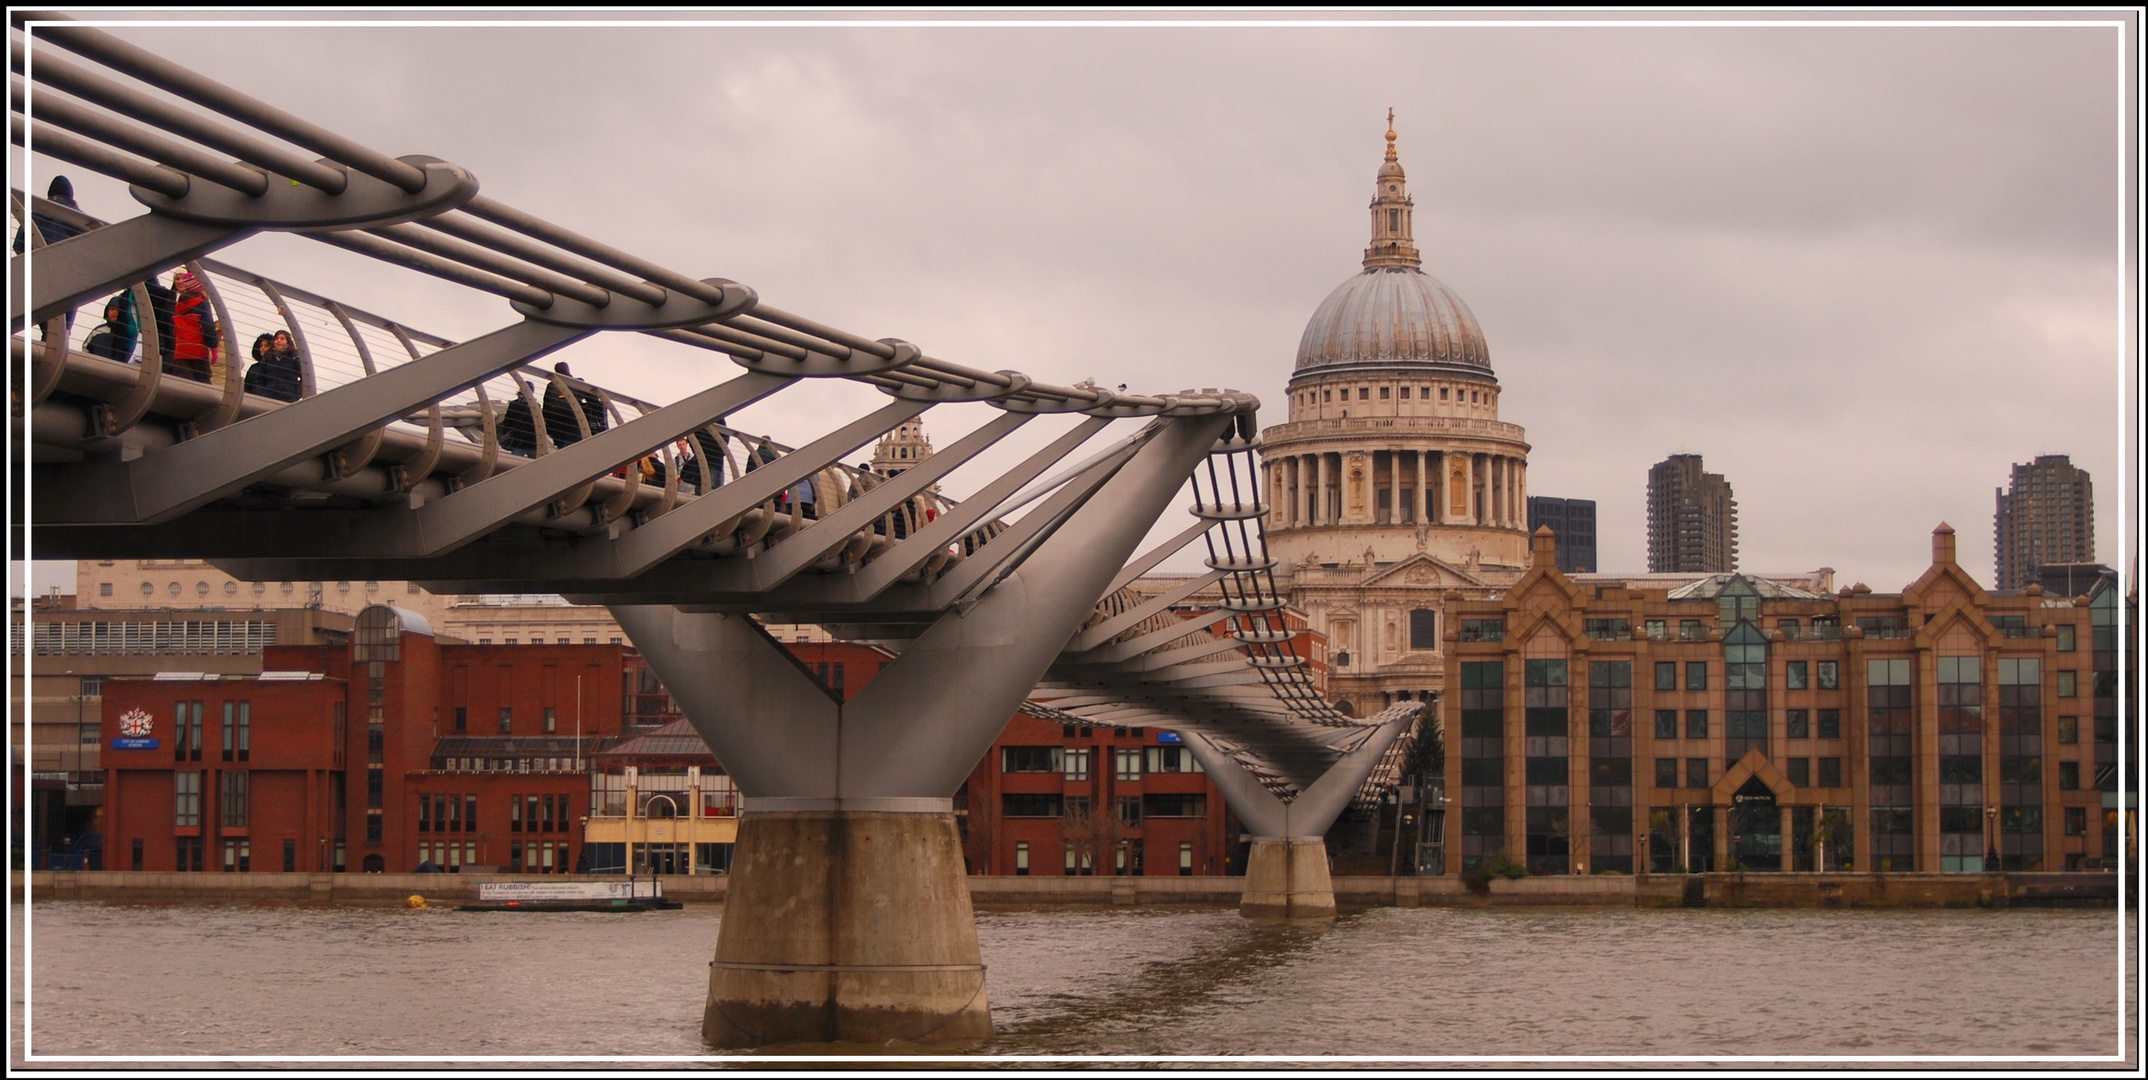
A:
[1267, 449, 1527, 529]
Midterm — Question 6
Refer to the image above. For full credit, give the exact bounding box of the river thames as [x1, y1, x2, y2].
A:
[8, 901, 2134, 1065]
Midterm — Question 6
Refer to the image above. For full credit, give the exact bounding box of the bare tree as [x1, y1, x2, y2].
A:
[1060, 799, 1128, 876]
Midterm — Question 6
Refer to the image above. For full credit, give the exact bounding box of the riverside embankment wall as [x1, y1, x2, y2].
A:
[21, 871, 2118, 909]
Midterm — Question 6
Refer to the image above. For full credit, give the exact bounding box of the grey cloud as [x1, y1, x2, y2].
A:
[22, 14, 2132, 594]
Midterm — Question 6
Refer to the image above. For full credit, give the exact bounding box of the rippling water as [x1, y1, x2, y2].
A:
[9, 901, 2134, 1064]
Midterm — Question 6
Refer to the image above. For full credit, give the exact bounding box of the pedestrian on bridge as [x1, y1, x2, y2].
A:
[165, 272, 218, 384]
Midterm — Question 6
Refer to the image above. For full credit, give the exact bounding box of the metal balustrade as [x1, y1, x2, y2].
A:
[13, 9, 1417, 858]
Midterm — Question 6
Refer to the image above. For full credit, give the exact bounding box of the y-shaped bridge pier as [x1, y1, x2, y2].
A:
[13, 12, 1421, 1045]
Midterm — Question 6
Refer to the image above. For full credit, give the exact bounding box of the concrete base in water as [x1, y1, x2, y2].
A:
[1239, 838, 1336, 920]
[702, 810, 993, 1048]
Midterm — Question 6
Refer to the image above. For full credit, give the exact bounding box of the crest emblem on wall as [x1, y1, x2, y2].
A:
[118, 709, 154, 737]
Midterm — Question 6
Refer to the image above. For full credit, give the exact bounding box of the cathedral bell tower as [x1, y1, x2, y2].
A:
[1363, 110, 1420, 270]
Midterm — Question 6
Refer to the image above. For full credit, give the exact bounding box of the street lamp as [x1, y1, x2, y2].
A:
[1984, 805, 2001, 872]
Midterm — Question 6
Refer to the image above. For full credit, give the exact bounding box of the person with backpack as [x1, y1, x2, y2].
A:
[83, 290, 139, 363]
[165, 271, 218, 383]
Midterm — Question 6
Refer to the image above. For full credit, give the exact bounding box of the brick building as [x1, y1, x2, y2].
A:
[957, 707, 1242, 877]
[1441, 525, 2114, 876]
[99, 605, 664, 875]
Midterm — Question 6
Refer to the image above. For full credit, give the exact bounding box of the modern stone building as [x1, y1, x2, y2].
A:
[1527, 496, 1598, 574]
[1647, 454, 1738, 573]
[1258, 121, 1530, 716]
[1439, 524, 2115, 876]
[1994, 454, 2096, 590]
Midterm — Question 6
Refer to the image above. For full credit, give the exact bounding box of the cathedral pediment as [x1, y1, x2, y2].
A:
[1357, 552, 1491, 590]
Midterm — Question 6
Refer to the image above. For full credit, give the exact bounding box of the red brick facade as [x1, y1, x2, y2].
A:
[100, 606, 646, 874]
[958, 713, 1241, 877]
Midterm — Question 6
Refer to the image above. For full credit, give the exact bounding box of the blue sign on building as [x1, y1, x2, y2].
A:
[111, 738, 159, 750]
[1156, 731, 1181, 744]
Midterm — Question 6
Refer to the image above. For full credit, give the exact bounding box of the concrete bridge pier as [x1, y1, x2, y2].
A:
[613, 413, 1235, 1046]
[703, 803, 989, 1047]
[1181, 706, 1416, 921]
[1239, 837, 1338, 920]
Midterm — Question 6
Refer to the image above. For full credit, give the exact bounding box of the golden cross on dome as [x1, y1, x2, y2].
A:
[1385, 108, 1397, 160]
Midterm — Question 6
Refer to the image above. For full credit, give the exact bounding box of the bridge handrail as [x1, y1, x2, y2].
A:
[12, 12, 1254, 423]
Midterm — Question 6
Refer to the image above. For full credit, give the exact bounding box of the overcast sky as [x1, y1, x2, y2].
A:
[13, 11, 2139, 598]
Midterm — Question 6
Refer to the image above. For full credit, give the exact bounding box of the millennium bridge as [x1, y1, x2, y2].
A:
[11, 12, 1422, 1045]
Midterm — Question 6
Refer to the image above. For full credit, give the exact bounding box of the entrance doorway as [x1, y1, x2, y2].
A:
[1728, 777, 1781, 871]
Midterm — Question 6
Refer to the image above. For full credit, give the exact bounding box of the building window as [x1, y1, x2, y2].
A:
[1653, 709, 1677, 739]
[453, 707, 467, 733]
[1002, 746, 1063, 773]
[176, 837, 204, 872]
[1114, 747, 1142, 780]
[2059, 762, 2080, 790]
[1655, 758, 1679, 787]
[1686, 758, 1709, 788]
[2056, 625, 2076, 652]
[1786, 758, 1810, 787]
[1786, 661, 1808, 690]
[1654, 662, 1676, 691]
[1786, 709, 1809, 739]
[1002, 793, 1063, 818]
[1816, 661, 1839, 689]
[1685, 710, 1708, 739]
[1685, 662, 1708, 690]
[1818, 757, 1842, 787]
[221, 701, 250, 762]
[174, 771, 201, 827]
[221, 838, 250, 872]
[498, 707, 513, 734]
[2056, 671, 2077, 697]
[2059, 716, 2079, 744]
[1585, 618, 1630, 641]
[175, 700, 203, 762]
[1409, 609, 1437, 650]
[1644, 619, 1667, 641]
[544, 707, 557, 733]
[1143, 793, 1206, 818]
[1379, 385, 1391, 399]
[1144, 746, 1202, 774]
[220, 770, 249, 828]
[1063, 748, 1092, 781]
[1359, 387, 1370, 400]
[1817, 708, 1841, 739]
[2065, 807, 2088, 836]
[1179, 841, 1195, 876]
[99, 581, 113, 597]
[1014, 841, 1031, 876]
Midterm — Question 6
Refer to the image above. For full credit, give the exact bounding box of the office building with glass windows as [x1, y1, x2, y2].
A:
[1439, 524, 2113, 876]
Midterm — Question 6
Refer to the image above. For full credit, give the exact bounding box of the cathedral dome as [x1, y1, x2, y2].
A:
[1294, 267, 1490, 373]
[1292, 120, 1492, 376]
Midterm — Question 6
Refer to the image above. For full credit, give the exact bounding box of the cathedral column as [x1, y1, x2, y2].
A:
[1491, 457, 1504, 527]
[1313, 453, 1325, 526]
[1415, 450, 1428, 527]
[1429, 451, 1443, 525]
[1504, 457, 1517, 528]
[1516, 458, 1527, 527]
[1473, 453, 1487, 526]
[1290, 456, 1304, 527]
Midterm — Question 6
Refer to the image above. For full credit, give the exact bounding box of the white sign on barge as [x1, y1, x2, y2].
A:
[461, 879, 678, 911]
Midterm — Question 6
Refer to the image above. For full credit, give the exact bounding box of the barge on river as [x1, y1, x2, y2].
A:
[459, 879, 679, 912]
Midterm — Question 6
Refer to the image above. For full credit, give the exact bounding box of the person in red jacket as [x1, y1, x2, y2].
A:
[166, 271, 219, 383]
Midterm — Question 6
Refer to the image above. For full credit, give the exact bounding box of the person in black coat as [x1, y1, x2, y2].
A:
[497, 394, 538, 457]
[540, 362, 610, 448]
[242, 332, 304, 403]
